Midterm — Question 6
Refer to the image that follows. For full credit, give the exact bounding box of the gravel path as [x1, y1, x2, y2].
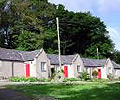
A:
[0, 81, 56, 100]
[0, 81, 30, 100]
[0, 87, 30, 100]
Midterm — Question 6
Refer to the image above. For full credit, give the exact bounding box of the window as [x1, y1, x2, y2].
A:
[108, 67, 112, 73]
[77, 65, 81, 72]
[41, 62, 47, 72]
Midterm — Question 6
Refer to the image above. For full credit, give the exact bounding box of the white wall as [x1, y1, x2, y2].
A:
[0, 60, 25, 78]
[36, 50, 51, 78]
[71, 55, 85, 78]
[26, 60, 37, 78]
[101, 66, 107, 79]
[114, 69, 120, 78]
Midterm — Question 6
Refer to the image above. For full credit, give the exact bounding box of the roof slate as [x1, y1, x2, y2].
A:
[82, 58, 106, 67]
[47, 54, 76, 65]
[0, 48, 41, 61]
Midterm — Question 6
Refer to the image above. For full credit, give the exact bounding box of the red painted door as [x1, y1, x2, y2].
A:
[97, 69, 101, 79]
[26, 64, 30, 78]
[64, 66, 68, 78]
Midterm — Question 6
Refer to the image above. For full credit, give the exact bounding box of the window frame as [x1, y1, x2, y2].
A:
[77, 65, 81, 73]
[41, 62, 47, 72]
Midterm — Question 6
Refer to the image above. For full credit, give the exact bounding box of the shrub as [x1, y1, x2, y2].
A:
[117, 77, 120, 81]
[79, 71, 90, 81]
[90, 78, 109, 83]
[92, 70, 98, 78]
[107, 74, 115, 81]
[10, 77, 50, 82]
[36, 78, 51, 82]
[63, 78, 81, 82]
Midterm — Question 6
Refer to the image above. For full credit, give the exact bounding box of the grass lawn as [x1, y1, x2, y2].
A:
[7, 82, 120, 100]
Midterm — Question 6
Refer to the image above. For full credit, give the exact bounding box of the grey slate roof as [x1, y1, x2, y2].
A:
[47, 54, 76, 65]
[20, 50, 40, 61]
[0, 48, 41, 61]
[112, 61, 120, 69]
[82, 58, 106, 67]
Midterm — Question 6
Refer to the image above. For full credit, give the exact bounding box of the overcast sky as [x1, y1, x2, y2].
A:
[49, 0, 120, 51]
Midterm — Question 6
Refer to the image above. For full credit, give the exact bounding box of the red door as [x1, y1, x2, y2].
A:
[64, 66, 68, 78]
[26, 64, 30, 78]
[97, 69, 101, 79]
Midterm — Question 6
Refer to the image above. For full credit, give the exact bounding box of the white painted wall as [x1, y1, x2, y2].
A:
[71, 55, 85, 78]
[114, 69, 120, 78]
[36, 50, 51, 78]
[29, 60, 37, 77]
[101, 66, 107, 79]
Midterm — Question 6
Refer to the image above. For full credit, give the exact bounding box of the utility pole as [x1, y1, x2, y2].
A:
[97, 48, 99, 60]
[56, 17, 62, 71]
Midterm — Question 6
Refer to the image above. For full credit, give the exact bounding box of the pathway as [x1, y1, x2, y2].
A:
[0, 87, 30, 100]
[0, 81, 30, 100]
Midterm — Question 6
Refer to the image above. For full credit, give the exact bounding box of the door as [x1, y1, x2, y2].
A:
[97, 69, 101, 79]
[64, 66, 68, 78]
[26, 64, 30, 78]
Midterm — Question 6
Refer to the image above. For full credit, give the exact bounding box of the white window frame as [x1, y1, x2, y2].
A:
[77, 65, 81, 72]
[41, 62, 47, 72]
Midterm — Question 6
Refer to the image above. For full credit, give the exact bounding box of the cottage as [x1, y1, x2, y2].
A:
[82, 58, 107, 78]
[112, 61, 120, 78]
[47, 54, 84, 78]
[0, 48, 50, 79]
[82, 58, 120, 79]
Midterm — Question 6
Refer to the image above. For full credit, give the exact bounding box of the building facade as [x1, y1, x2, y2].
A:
[0, 48, 50, 79]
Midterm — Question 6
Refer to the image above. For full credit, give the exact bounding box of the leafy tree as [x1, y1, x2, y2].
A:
[16, 30, 44, 51]
[0, 1, 117, 62]
[109, 50, 120, 64]
[0, 0, 56, 50]
[54, 5, 114, 58]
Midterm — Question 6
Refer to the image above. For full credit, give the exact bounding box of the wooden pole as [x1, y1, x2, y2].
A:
[56, 17, 62, 71]
[97, 48, 99, 60]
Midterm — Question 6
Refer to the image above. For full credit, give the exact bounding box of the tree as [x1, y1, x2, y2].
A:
[0, 0, 56, 50]
[0, 1, 116, 62]
[49, 4, 114, 59]
[16, 30, 44, 51]
[109, 50, 120, 64]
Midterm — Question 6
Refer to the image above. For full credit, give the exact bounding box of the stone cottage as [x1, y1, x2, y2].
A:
[82, 58, 120, 79]
[0, 48, 50, 79]
[47, 54, 84, 78]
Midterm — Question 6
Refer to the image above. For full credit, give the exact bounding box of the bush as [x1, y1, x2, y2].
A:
[63, 78, 81, 82]
[79, 71, 90, 81]
[90, 78, 109, 83]
[92, 70, 98, 78]
[107, 74, 115, 81]
[117, 77, 120, 81]
[10, 77, 50, 82]
[36, 78, 51, 82]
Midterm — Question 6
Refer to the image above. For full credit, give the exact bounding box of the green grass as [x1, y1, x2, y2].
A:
[7, 82, 120, 100]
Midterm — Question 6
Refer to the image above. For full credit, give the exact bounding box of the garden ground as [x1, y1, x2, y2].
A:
[7, 82, 120, 100]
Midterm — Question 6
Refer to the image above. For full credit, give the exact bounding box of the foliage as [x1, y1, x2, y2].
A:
[10, 77, 50, 82]
[90, 78, 109, 83]
[0, 0, 117, 62]
[16, 30, 43, 51]
[92, 70, 98, 78]
[0, 0, 56, 49]
[7, 83, 120, 100]
[116, 76, 120, 81]
[109, 50, 120, 64]
[53, 5, 114, 58]
[107, 74, 115, 81]
[62, 78, 81, 82]
[79, 70, 90, 80]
